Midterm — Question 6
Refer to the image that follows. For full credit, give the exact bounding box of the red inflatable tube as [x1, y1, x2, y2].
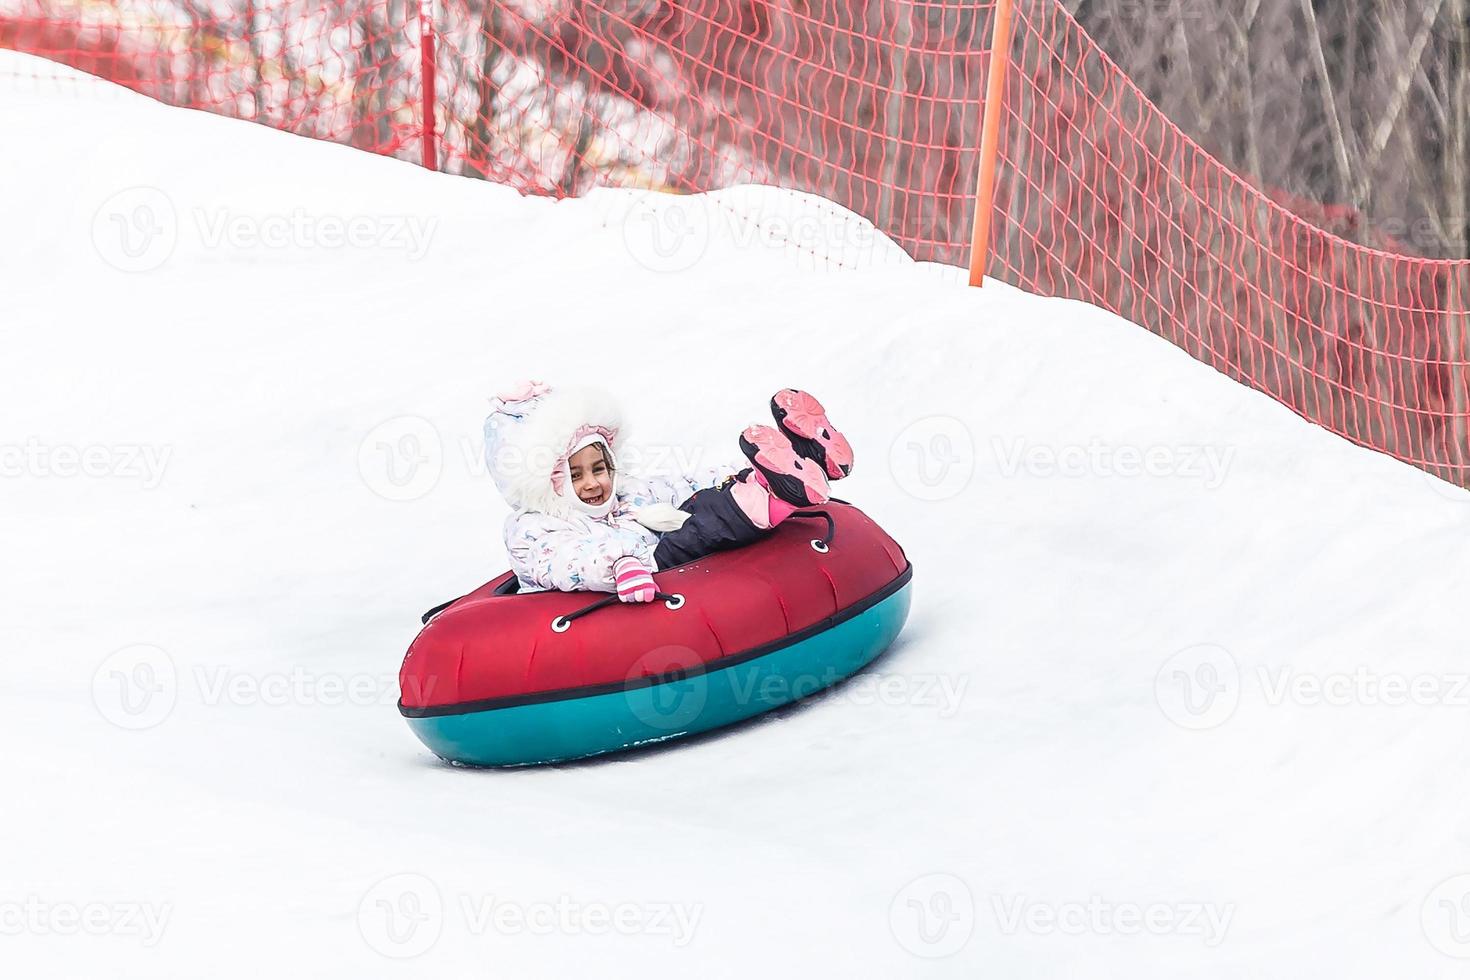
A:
[398, 502, 910, 714]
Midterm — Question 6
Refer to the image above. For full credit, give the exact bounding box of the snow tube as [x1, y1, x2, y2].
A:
[398, 501, 912, 767]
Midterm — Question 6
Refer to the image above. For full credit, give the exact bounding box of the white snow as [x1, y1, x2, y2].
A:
[4, 49, 1470, 978]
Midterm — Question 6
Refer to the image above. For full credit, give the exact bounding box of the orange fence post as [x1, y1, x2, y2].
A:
[968, 0, 1016, 287]
[418, 0, 438, 171]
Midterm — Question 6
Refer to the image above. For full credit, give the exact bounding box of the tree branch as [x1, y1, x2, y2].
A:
[1357, 0, 1445, 197]
[1295, 0, 1355, 204]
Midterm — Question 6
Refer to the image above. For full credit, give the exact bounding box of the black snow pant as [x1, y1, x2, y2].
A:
[653, 473, 770, 569]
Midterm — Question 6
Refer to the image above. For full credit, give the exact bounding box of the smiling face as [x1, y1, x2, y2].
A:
[567, 442, 614, 507]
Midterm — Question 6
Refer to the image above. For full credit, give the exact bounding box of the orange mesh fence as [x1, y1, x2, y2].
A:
[0, 0, 427, 159]
[4, 0, 1468, 485]
[429, 0, 995, 265]
[995, 2, 1470, 488]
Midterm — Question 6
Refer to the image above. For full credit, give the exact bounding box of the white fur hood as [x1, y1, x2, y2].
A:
[482, 380, 627, 521]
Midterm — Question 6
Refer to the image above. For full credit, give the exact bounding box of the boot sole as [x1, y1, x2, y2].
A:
[771, 389, 853, 479]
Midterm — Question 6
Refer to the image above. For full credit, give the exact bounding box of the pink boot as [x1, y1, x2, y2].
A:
[738, 424, 830, 508]
[729, 468, 801, 530]
[771, 389, 853, 479]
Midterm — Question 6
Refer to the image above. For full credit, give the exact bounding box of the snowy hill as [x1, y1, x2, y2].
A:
[4, 49, 1470, 978]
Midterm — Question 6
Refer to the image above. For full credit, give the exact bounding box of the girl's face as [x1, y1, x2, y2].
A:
[567, 443, 613, 507]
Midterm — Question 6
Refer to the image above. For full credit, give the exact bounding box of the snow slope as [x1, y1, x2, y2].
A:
[4, 50, 1470, 978]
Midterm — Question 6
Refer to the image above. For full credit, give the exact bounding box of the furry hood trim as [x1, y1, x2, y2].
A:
[483, 380, 626, 521]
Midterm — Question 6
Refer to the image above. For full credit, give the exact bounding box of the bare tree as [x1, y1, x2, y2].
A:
[1071, 0, 1470, 260]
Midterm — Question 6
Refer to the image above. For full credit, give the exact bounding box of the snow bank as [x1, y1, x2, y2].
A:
[4, 50, 1470, 979]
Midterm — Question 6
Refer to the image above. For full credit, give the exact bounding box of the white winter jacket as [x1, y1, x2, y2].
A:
[483, 380, 737, 594]
[503, 467, 737, 593]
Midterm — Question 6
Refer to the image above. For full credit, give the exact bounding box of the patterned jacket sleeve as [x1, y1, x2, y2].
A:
[504, 512, 658, 593]
[620, 461, 742, 510]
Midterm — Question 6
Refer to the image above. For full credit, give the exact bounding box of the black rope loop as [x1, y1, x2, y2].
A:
[549, 591, 684, 633]
[789, 508, 837, 551]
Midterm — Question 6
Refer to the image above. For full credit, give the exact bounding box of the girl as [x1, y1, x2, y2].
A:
[483, 380, 853, 601]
